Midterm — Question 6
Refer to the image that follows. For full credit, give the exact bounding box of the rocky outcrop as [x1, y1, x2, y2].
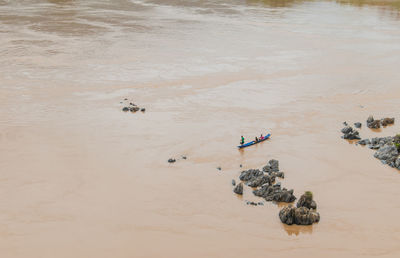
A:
[296, 192, 317, 210]
[239, 169, 263, 181]
[253, 183, 296, 203]
[341, 126, 361, 140]
[233, 182, 243, 195]
[374, 144, 398, 165]
[246, 174, 275, 187]
[367, 115, 381, 129]
[279, 205, 320, 225]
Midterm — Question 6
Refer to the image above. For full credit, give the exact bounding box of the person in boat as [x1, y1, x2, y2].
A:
[255, 136, 259, 142]
[240, 136, 245, 145]
[260, 134, 264, 140]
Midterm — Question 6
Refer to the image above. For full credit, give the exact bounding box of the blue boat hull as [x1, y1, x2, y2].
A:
[238, 133, 271, 149]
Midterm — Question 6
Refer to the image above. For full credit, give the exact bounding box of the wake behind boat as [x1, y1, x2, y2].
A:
[238, 133, 271, 149]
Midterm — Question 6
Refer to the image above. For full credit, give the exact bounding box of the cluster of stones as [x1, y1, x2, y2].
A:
[279, 191, 320, 225]
[121, 98, 145, 113]
[232, 160, 320, 225]
[367, 116, 394, 129]
[341, 116, 400, 170]
[233, 160, 295, 202]
[167, 156, 187, 163]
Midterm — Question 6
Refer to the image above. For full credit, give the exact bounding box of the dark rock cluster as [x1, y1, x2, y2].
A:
[232, 160, 319, 226]
[279, 191, 320, 225]
[234, 159, 291, 202]
[367, 115, 394, 129]
[121, 99, 146, 113]
[344, 116, 400, 170]
[341, 126, 361, 140]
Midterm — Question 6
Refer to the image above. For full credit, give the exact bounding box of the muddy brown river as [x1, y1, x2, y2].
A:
[1, 0, 400, 257]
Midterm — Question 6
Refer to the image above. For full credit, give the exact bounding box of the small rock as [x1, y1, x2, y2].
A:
[343, 122, 348, 126]
[358, 139, 371, 145]
[217, 167, 221, 171]
[233, 183, 243, 195]
[124, 98, 128, 101]
[141, 108, 146, 112]
[122, 107, 129, 112]
[381, 118, 395, 126]
[354, 122, 362, 128]
[240, 164, 242, 168]
[257, 202, 264, 206]
[130, 106, 140, 112]
[181, 156, 187, 160]
[232, 179, 236, 186]
[167, 158, 176, 163]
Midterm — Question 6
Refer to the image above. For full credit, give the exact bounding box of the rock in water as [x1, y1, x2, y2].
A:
[232, 179, 236, 186]
[341, 126, 361, 140]
[279, 205, 320, 225]
[374, 144, 399, 165]
[354, 122, 362, 128]
[253, 184, 296, 203]
[367, 115, 381, 129]
[122, 107, 129, 112]
[246, 175, 275, 187]
[357, 139, 371, 145]
[141, 108, 146, 112]
[233, 182, 243, 195]
[297, 191, 317, 210]
[262, 159, 280, 174]
[381, 117, 394, 126]
[239, 169, 263, 181]
[167, 158, 176, 163]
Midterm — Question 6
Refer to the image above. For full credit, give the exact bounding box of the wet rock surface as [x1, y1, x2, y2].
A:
[279, 205, 320, 225]
[233, 182, 243, 195]
[121, 98, 146, 114]
[297, 192, 317, 210]
[341, 126, 361, 140]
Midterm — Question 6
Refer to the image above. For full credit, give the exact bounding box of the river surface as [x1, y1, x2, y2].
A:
[1, 0, 400, 257]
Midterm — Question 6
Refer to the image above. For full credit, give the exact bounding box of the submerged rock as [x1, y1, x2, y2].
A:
[279, 205, 320, 225]
[357, 139, 371, 145]
[296, 191, 317, 210]
[233, 182, 243, 195]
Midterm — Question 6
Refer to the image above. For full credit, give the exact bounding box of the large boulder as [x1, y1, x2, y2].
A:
[233, 182, 243, 195]
[279, 205, 320, 225]
[296, 191, 317, 210]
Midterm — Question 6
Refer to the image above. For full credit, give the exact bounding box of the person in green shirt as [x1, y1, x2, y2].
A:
[240, 136, 245, 145]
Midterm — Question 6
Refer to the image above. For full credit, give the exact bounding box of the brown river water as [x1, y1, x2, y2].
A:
[1, 0, 400, 257]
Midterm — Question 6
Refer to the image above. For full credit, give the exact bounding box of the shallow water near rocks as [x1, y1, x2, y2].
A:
[1, 0, 400, 258]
